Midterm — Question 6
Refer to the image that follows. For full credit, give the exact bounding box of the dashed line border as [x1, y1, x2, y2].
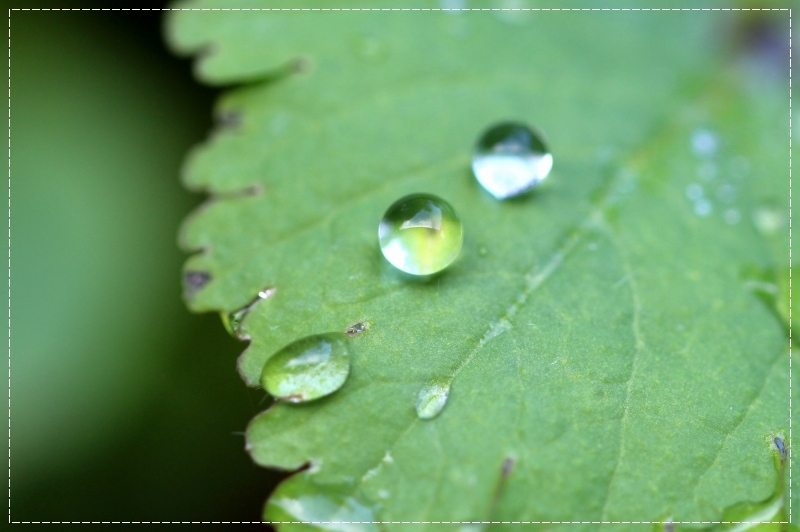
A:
[5, 5, 793, 527]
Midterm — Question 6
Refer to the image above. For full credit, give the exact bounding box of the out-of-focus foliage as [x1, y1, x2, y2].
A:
[10, 7, 279, 522]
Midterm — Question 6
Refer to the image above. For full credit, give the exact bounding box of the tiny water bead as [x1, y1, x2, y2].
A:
[379, 193, 463, 276]
[261, 333, 350, 403]
[415, 379, 451, 420]
[221, 288, 275, 339]
[472, 122, 553, 199]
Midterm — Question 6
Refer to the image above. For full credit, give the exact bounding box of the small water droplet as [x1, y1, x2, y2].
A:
[261, 333, 350, 403]
[416, 379, 451, 419]
[221, 288, 275, 339]
[694, 198, 712, 217]
[691, 128, 718, 157]
[345, 320, 369, 337]
[481, 318, 512, 345]
[753, 205, 786, 235]
[472, 122, 552, 199]
[379, 193, 463, 276]
[221, 308, 248, 338]
[377, 489, 390, 499]
[685, 183, 704, 201]
[478, 246, 488, 257]
[724, 208, 741, 225]
[588, 242, 598, 251]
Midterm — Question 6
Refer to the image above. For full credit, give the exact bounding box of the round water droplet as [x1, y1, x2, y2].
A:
[261, 333, 350, 403]
[379, 193, 463, 276]
[472, 122, 553, 199]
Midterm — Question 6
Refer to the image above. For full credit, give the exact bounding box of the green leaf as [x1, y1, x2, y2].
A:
[167, 1, 791, 526]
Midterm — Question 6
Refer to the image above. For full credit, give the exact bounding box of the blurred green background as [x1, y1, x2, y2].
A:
[7, 1, 282, 524]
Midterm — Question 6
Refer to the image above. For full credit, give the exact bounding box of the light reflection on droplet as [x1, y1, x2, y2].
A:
[472, 122, 552, 199]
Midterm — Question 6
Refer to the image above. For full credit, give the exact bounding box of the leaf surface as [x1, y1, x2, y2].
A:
[168, 1, 791, 526]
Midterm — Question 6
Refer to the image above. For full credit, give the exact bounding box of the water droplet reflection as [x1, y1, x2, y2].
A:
[472, 122, 552, 199]
[379, 194, 463, 276]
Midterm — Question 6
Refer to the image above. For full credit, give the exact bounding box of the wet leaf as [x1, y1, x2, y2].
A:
[167, 1, 791, 526]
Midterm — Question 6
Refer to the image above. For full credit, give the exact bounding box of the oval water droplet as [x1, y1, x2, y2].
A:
[379, 193, 463, 276]
[472, 122, 552, 199]
[261, 333, 350, 403]
[416, 379, 451, 419]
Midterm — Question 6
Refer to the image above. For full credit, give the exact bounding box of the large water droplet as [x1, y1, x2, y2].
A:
[379, 193, 463, 276]
[261, 333, 350, 403]
[415, 379, 451, 419]
[472, 122, 552, 199]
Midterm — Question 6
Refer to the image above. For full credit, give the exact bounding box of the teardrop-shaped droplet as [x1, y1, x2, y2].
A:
[261, 333, 350, 403]
[221, 307, 248, 338]
[379, 193, 463, 276]
[415, 379, 451, 419]
[472, 122, 553, 199]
